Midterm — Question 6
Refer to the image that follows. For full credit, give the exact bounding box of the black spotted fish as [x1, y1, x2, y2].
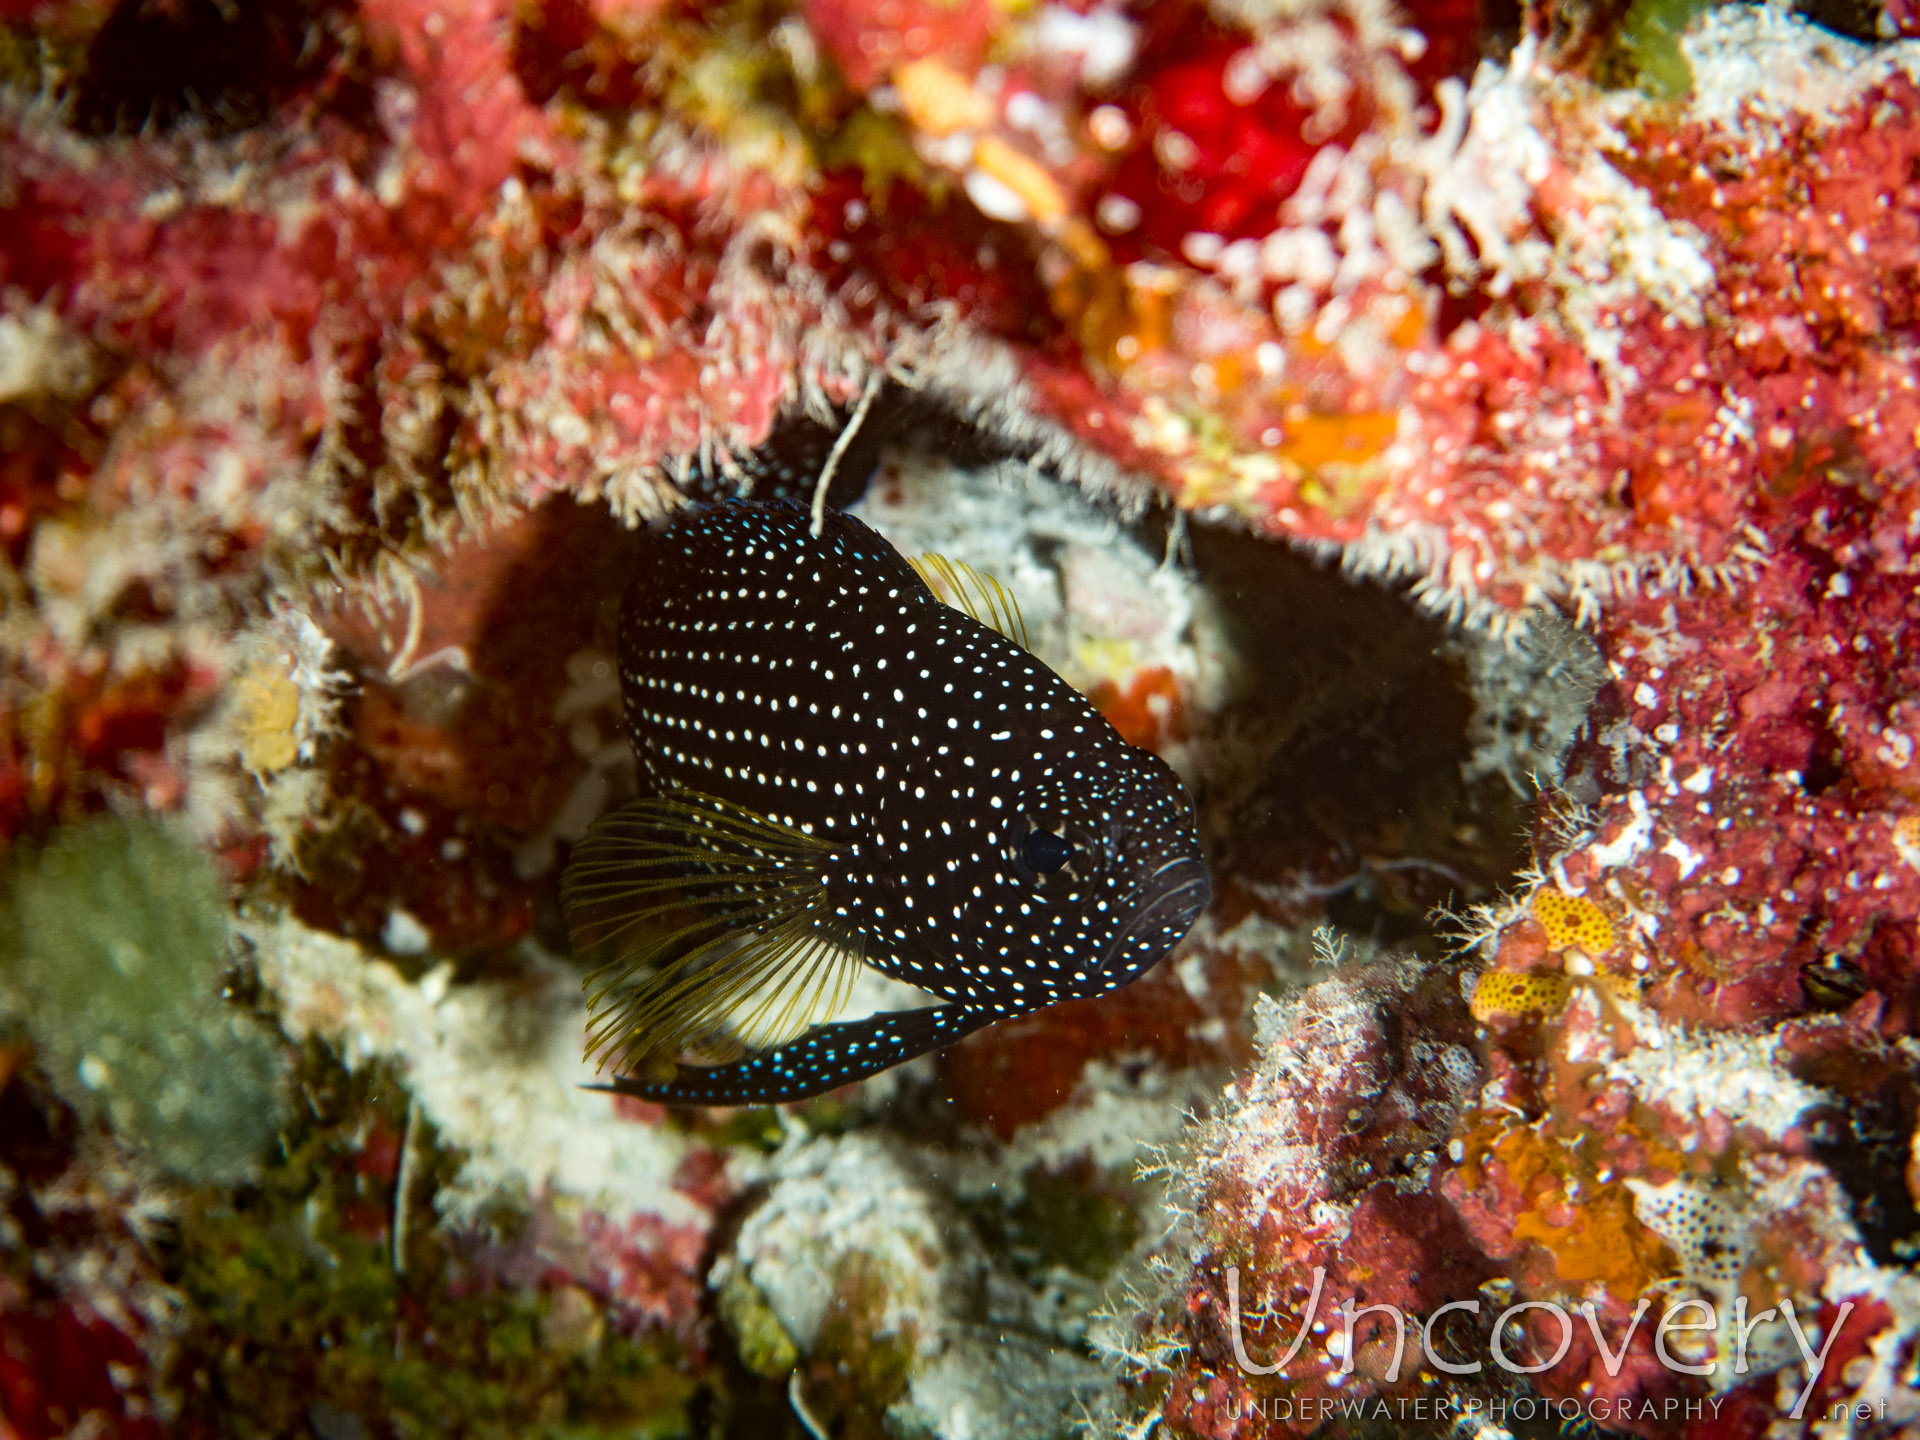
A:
[561, 499, 1210, 1105]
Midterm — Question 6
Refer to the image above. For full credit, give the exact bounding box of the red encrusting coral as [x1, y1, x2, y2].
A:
[1113, 68, 1920, 1411]
[0, 1068, 176, 1440]
[942, 933, 1259, 1139]
[1147, 957, 1492, 1436]
[0, 1302, 165, 1440]
[1096, 34, 1361, 262]
[571, 1211, 711, 1346]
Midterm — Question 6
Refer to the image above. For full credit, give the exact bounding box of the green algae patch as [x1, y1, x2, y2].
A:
[968, 1158, 1145, 1282]
[167, 1045, 705, 1440]
[803, 1254, 920, 1440]
[1010, 1161, 1143, 1278]
[821, 106, 934, 204]
[1602, 0, 1725, 97]
[0, 815, 287, 1185]
[717, 1269, 798, 1379]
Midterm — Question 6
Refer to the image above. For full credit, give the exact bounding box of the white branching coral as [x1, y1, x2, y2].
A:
[1173, 33, 1722, 377]
[1403, 64, 1554, 295]
[1209, 0, 1427, 145]
[1405, 43, 1718, 360]
[1190, 957, 1479, 1223]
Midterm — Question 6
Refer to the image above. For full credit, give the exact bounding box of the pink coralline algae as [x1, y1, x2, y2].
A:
[0, 1067, 179, 1440]
[572, 1210, 712, 1342]
[803, 0, 999, 92]
[1039, 11, 1918, 1440]
[1131, 152, 1920, 1409]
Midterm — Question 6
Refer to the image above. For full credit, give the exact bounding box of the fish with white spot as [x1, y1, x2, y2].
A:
[562, 499, 1210, 1104]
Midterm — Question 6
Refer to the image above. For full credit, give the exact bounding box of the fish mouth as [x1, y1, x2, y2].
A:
[1101, 856, 1212, 972]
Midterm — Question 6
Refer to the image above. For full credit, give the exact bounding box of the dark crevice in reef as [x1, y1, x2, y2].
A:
[72, 0, 366, 138]
[1171, 521, 1540, 956]
[695, 1183, 819, 1440]
[1478, 0, 1526, 63]
[292, 501, 633, 973]
[678, 381, 1043, 513]
[1797, 1060, 1920, 1266]
[1793, 0, 1892, 42]
[291, 399, 1566, 990]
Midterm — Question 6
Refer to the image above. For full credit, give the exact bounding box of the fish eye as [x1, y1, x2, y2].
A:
[1022, 827, 1073, 875]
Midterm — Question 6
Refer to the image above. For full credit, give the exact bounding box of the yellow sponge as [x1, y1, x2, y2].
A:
[233, 663, 302, 775]
[1469, 971, 1573, 1023]
[1532, 889, 1616, 954]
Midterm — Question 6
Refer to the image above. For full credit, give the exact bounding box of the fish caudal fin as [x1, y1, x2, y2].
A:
[561, 787, 859, 1077]
[595, 1004, 988, 1105]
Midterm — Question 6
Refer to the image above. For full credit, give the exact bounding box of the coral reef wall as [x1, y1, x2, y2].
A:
[3, 0, 1919, 1435]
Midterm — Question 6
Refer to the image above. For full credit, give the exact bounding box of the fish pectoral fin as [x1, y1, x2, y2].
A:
[561, 786, 834, 949]
[560, 788, 854, 1076]
[905, 552, 1031, 651]
[592, 1004, 989, 1106]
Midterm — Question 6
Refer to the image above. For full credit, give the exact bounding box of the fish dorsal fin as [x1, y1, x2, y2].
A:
[561, 787, 864, 1075]
[906, 551, 1031, 651]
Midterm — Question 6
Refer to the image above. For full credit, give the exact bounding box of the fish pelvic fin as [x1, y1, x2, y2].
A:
[560, 787, 859, 1077]
[593, 1003, 989, 1105]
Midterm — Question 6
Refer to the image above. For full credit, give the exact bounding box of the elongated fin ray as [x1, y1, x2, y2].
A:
[596, 1004, 991, 1105]
[907, 552, 1030, 651]
[561, 789, 855, 1075]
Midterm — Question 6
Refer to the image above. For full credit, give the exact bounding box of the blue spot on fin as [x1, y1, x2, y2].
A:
[594, 1004, 989, 1106]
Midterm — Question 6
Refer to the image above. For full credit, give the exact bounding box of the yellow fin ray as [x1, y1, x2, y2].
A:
[907, 552, 1030, 650]
[561, 788, 859, 1074]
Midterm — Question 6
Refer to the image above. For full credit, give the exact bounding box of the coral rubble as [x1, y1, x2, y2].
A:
[3, 0, 1919, 1434]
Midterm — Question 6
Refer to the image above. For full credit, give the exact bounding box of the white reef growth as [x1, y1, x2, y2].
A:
[717, 1130, 1117, 1440]
[246, 910, 708, 1230]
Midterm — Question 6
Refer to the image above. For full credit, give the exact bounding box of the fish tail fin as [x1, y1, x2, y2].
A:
[592, 1004, 986, 1106]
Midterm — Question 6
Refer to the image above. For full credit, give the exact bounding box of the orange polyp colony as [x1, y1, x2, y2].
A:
[1531, 888, 1616, 954]
[1477, 1126, 1675, 1295]
[1469, 971, 1572, 1023]
[1274, 410, 1397, 471]
[1594, 971, 1641, 1006]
